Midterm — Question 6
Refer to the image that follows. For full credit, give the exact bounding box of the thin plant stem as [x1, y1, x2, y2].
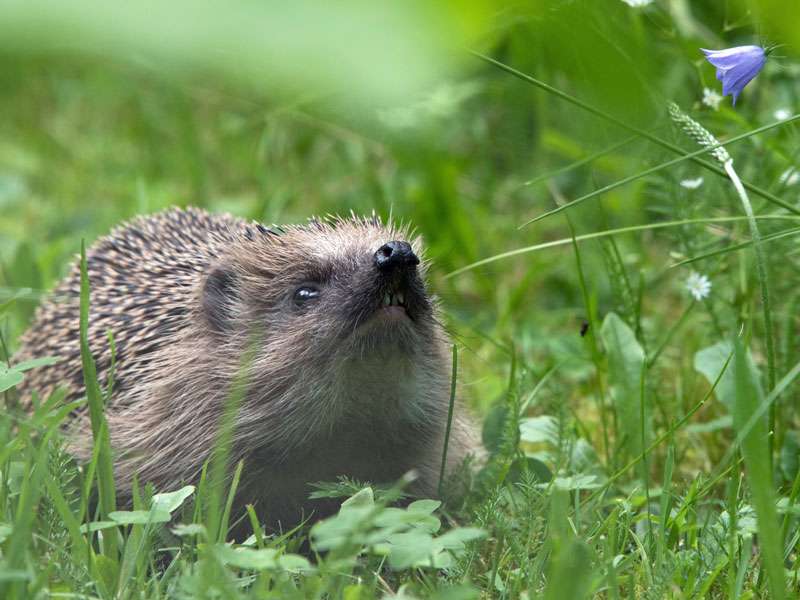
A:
[472, 51, 800, 216]
[588, 348, 734, 503]
[670, 226, 800, 268]
[565, 210, 612, 467]
[521, 134, 639, 188]
[640, 364, 652, 546]
[438, 344, 458, 498]
[521, 114, 800, 228]
[647, 301, 696, 368]
[723, 160, 777, 424]
[446, 215, 800, 278]
[668, 101, 778, 448]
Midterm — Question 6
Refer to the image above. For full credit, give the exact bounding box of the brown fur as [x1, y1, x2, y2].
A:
[14, 207, 477, 530]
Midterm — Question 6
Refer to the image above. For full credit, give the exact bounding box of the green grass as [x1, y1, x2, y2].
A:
[2, 1, 800, 597]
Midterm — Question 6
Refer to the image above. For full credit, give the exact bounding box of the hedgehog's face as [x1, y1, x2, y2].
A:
[198, 218, 449, 441]
[200, 219, 438, 363]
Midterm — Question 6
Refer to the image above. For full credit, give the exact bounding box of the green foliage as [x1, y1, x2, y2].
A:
[732, 338, 785, 599]
[601, 312, 650, 475]
[310, 487, 485, 571]
[2, 0, 800, 597]
[0, 356, 58, 393]
[78, 241, 119, 566]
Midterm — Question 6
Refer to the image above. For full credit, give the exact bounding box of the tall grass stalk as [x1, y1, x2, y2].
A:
[205, 337, 259, 543]
[563, 206, 611, 466]
[670, 225, 800, 268]
[474, 51, 798, 215]
[668, 103, 777, 419]
[732, 337, 786, 599]
[79, 241, 119, 562]
[522, 113, 800, 227]
[446, 215, 800, 278]
[437, 344, 458, 498]
[723, 160, 776, 392]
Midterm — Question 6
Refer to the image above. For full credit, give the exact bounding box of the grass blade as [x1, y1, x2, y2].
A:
[600, 313, 648, 475]
[79, 241, 119, 564]
[670, 226, 800, 268]
[472, 51, 799, 216]
[437, 344, 458, 498]
[544, 490, 593, 600]
[446, 215, 800, 278]
[520, 114, 800, 228]
[732, 337, 786, 599]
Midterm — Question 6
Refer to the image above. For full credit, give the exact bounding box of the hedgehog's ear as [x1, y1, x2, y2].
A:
[202, 266, 238, 332]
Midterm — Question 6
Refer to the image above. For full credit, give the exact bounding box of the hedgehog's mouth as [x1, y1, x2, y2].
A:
[376, 284, 411, 321]
[349, 271, 429, 337]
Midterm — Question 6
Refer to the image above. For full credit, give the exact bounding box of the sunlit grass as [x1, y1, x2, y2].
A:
[2, 1, 800, 598]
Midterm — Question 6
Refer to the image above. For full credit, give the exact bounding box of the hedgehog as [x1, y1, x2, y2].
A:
[14, 207, 478, 530]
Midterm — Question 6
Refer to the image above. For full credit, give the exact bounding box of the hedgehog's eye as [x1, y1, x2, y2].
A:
[293, 284, 321, 307]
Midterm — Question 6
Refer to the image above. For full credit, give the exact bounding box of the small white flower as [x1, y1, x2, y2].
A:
[774, 108, 792, 121]
[779, 167, 799, 187]
[702, 87, 723, 111]
[621, 0, 653, 6]
[686, 272, 712, 301]
[680, 177, 704, 189]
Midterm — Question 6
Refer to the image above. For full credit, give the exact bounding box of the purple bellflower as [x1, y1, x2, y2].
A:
[701, 45, 767, 105]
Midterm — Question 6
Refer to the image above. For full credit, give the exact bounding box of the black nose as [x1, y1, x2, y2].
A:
[374, 241, 419, 272]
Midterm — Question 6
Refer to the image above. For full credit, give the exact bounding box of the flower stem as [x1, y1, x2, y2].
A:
[723, 159, 777, 399]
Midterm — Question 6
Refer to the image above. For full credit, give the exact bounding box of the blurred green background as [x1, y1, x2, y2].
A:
[4, 1, 800, 596]
[1, 0, 798, 419]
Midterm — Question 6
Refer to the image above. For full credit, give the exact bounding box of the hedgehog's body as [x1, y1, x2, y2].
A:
[15, 208, 476, 530]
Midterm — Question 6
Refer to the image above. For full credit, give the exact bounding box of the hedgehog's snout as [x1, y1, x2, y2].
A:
[373, 241, 419, 273]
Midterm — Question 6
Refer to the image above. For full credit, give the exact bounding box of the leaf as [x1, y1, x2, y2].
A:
[0, 569, 29, 583]
[1, 2, 483, 109]
[732, 338, 786, 600]
[601, 312, 649, 468]
[780, 430, 800, 483]
[519, 415, 559, 445]
[434, 527, 486, 551]
[569, 438, 602, 472]
[213, 544, 312, 572]
[373, 506, 440, 533]
[538, 474, 602, 491]
[108, 510, 171, 525]
[694, 341, 757, 408]
[92, 554, 119, 598]
[310, 505, 373, 551]
[407, 499, 441, 514]
[151, 485, 195, 513]
[277, 554, 312, 573]
[430, 585, 481, 600]
[171, 523, 208, 538]
[385, 530, 436, 569]
[0, 296, 18, 318]
[79, 241, 118, 560]
[544, 488, 593, 600]
[721, 505, 758, 539]
[509, 456, 552, 484]
[543, 538, 593, 600]
[0, 363, 23, 393]
[685, 415, 732, 434]
[386, 526, 486, 570]
[12, 356, 60, 372]
[215, 545, 279, 570]
[79, 521, 118, 533]
[343, 585, 368, 600]
[0, 523, 12, 544]
[340, 487, 374, 511]
[0, 356, 61, 392]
